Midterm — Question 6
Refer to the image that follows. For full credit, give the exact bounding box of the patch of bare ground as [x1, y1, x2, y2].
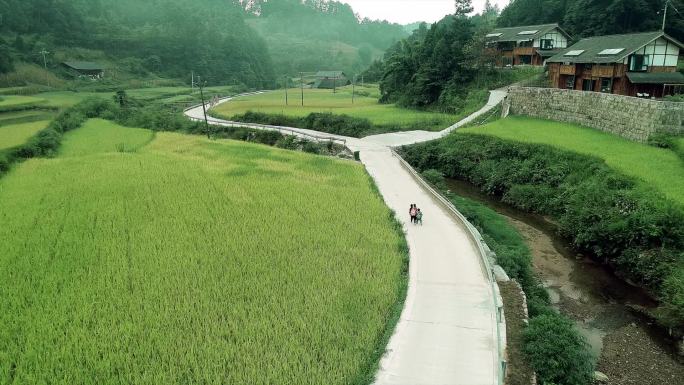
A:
[597, 323, 683, 385]
[499, 280, 534, 385]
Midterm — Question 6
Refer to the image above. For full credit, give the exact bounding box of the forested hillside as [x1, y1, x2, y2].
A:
[374, 3, 512, 112]
[499, 0, 684, 41]
[0, 0, 275, 86]
[241, 0, 408, 77]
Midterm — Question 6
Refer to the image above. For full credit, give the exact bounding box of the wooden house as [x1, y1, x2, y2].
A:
[313, 71, 349, 89]
[485, 23, 571, 67]
[546, 31, 684, 98]
[62, 61, 105, 79]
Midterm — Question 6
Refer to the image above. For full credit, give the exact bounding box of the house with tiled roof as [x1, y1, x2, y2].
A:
[485, 23, 572, 67]
[546, 31, 684, 97]
[313, 71, 349, 89]
[62, 61, 105, 79]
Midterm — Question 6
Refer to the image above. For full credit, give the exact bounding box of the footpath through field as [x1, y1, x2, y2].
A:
[185, 90, 507, 385]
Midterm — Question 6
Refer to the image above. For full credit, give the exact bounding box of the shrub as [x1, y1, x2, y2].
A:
[523, 314, 594, 385]
[231, 111, 375, 138]
[303, 112, 372, 137]
[0, 152, 10, 173]
[421, 169, 447, 190]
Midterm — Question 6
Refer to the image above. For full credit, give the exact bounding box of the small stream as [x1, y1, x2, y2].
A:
[445, 178, 684, 384]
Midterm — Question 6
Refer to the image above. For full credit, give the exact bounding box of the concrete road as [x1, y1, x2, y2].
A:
[185, 90, 507, 385]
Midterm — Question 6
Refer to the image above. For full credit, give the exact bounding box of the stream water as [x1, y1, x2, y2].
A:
[445, 178, 684, 384]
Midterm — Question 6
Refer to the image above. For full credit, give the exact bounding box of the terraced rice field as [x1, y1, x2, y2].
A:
[0, 95, 46, 111]
[211, 86, 460, 131]
[0, 121, 406, 384]
[0, 120, 51, 150]
[461, 116, 684, 206]
[59, 119, 155, 156]
[0, 110, 55, 126]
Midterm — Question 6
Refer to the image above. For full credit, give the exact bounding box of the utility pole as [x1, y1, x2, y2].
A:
[197, 76, 210, 139]
[663, 0, 669, 31]
[333, 75, 337, 94]
[352, 74, 355, 104]
[39, 49, 50, 87]
[191, 71, 195, 93]
[300, 71, 304, 107]
[285, 75, 289, 106]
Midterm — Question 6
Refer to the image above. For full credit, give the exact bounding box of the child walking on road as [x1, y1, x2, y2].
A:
[416, 209, 423, 225]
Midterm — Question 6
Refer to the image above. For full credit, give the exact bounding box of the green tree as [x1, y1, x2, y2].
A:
[455, 0, 474, 16]
[0, 38, 14, 74]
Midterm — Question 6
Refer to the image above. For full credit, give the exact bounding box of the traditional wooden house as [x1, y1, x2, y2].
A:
[313, 71, 349, 89]
[62, 61, 105, 79]
[546, 31, 684, 98]
[485, 23, 571, 67]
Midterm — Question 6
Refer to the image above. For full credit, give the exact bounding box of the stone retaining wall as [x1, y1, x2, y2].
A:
[503, 87, 684, 142]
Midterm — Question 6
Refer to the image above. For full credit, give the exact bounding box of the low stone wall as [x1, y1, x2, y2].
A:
[503, 87, 684, 142]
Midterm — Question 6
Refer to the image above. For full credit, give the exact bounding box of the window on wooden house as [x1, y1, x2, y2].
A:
[565, 76, 575, 89]
[541, 39, 554, 50]
[600, 78, 612, 93]
[629, 54, 649, 71]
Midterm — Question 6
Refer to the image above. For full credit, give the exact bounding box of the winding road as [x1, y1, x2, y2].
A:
[185, 90, 508, 385]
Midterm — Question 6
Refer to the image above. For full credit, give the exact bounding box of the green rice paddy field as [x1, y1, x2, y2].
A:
[0, 95, 47, 112]
[461, 116, 684, 206]
[0, 120, 406, 384]
[0, 120, 51, 151]
[211, 86, 461, 131]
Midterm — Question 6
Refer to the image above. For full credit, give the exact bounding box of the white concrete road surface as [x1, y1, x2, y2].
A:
[185, 90, 507, 385]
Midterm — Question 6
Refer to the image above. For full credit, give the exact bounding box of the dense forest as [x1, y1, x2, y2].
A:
[499, 0, 684, 42]
[0, 0, 275, 86]
[375, 1, 501, 111]
[241, 0, 407, 77]
[0, 0, 408, 86]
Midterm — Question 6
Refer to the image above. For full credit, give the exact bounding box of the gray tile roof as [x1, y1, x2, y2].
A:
[63, 61, 104, 71]
[487, 24, 568, 42]
[315, 71, 346, 78]
[626, 71, 684, 84]
[547, 31, 684, 64]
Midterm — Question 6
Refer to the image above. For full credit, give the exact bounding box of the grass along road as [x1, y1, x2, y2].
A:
[210, 85, 464, 132]
[461, 116, 684, 206]
[0, 121, 406, 384]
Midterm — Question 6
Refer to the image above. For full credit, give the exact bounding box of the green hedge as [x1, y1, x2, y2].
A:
[402, 133, 684, 329]
[231, 111, 375, 138]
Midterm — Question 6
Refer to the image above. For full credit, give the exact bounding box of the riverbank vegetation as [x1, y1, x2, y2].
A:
[421, 171, 594, 385]
[0, 115, 408, 384]
[403, 132, 684, 344]
[461, 117, 684, 206]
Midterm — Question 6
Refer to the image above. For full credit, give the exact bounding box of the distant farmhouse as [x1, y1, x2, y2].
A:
[547, 31, 684, 98]
[62, 61, 105, 79]
[486, 23, 571, 67]
[314, 71, 350, 89]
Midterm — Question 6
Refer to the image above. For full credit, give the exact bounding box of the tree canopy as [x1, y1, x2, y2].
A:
[498, 0, 684, 42]
[240, 0, 408, 76]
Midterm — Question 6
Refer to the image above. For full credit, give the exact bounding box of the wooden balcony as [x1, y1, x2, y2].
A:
[559, 65, 576, 75]
[591, 65, 615, 78]
[513, 47, 535, 56]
